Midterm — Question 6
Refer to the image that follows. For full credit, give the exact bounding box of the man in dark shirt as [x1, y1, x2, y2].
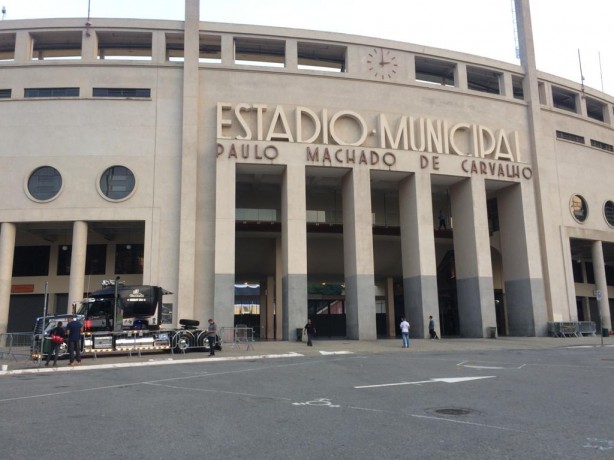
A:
[66, 317, 83, 365]
[45, 321, 66, 367]
[304, 319, 316, 346]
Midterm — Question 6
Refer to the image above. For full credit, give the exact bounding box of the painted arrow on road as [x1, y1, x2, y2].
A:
[354, 376, 496, 389]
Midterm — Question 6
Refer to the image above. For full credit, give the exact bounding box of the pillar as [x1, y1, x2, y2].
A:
[450, 177, 496, 337]
[177, 0, 200, 324]
[281, 165, 307, 340]
[343, 168, 376, 340]
[275, 237, 283, 340]
[266, 275, 275, 340]
[497, 183, 547, 335]
[592, 241, 612, 331]
[0, 223, 16, 333]
[213, 159, 236, 328]
[67, 221, 88, 311]
[285, 39, 297, 71]
[81, 25, 98, 62]
[386, 277, 395, 337]
[399, 173, 439, 338]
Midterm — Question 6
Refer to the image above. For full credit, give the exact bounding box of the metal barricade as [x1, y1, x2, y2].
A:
[548, 322, 580, 337]
[578, 321, 597, 336]
[219, 326, 255, 351]
[0, 332, 35, 361]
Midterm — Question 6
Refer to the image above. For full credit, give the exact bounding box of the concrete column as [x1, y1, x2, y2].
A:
[68, 221, 88, 310]
[221, 34, 234, 65]
[405, 54, 416, 82]
[0, 223, 16, 333]
[342, 168, 376, 340]
[497, 183, 548, 335]
[177, 0, 200, 325]
[152, 30, 167, 63]
[281, 165, 307, 340]
[213, 159, 236, 329]
[399, 173, 439, 338]
[501, 73, 514, 98]
[259, 278, 267, 337]
[455, 62, 467, 90]
[285, 39, 297, 71]
[14, 30, 32, 63]
[450, 177, 496, 337]
[592, 241, 612, 331]
[266, 275, 275, 340]
[603, 104, 613, 126]
[559, 229, 576, 322]
[275, 237, 283, 340]
[577, 94, 587, 117]
[385, 277, 395, 337]
[81, 28, 98, 62]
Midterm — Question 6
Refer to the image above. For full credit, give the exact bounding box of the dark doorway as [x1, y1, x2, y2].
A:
[437, 250, 460, 336]
[8, 294, 45, 332]
[494, 290, 506, 336]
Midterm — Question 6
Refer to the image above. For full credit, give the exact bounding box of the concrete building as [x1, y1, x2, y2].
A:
[0, 0, 612, 339]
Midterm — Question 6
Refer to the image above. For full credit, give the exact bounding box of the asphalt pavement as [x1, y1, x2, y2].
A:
[2, 334, 612, 375]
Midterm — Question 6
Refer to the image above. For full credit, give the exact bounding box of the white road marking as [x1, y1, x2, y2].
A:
[457, 360, 526, 370]
[292, 398, 340, 407]
[0, 352, 304, 376]
[355, 376, 495, 389]
[319, 350, 353, 355]
[410, 414, 522, 432]
[584, 438, 614, 451]
[348, 406, 385, 412]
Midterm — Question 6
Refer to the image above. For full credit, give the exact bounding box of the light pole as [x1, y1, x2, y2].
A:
[113, 276, 123, 332]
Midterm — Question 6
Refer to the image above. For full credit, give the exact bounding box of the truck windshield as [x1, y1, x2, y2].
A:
[79, 300, 114, 317]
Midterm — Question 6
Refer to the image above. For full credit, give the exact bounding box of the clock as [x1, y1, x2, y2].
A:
[366, 47, 399, 80]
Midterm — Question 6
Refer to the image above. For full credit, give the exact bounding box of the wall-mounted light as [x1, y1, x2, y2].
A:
[61, 245, 68, 251]
[126, 244, 132, 250]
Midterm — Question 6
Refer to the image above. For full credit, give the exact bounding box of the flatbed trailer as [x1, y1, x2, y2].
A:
[31, 284, 221, 359]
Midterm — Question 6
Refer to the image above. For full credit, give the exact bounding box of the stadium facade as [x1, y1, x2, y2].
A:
[0, 0, 612, 339]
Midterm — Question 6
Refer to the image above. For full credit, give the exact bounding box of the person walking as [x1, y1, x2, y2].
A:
[303, 319, 316, 346]
[45, 321, 66, 367]
[438, 210, 447, 230]
[400, 316, 410, 348]
[65, 317, 83, 366]
[206, 318, 217, 356]
[428, 315, 439, 340]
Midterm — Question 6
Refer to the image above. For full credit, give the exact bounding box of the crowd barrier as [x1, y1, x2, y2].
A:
[548, 321, 597, 337]
[0, 333, 34, 362]
[219, 326, 256, 351]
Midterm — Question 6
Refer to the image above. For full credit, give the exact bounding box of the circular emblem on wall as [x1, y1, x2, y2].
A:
[366, 47, 399, 80]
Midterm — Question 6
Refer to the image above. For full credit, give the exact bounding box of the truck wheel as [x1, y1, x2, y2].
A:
[173, 331, 193, 352]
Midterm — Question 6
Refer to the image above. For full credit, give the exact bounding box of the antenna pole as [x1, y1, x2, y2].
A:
[577, 49, 585, 95]
[598, 51, 604, 93]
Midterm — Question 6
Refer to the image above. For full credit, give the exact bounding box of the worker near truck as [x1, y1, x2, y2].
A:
[207, 318, 217, 356]
[45, 321, 66, 367]
[66, 317, 83, 365]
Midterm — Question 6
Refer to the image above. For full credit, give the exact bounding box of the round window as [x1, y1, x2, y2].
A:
[570, 194, 588, 223]
[604, 201, 614, 227]
[27, 166, 62, 201]
[99, 166, 136, 201]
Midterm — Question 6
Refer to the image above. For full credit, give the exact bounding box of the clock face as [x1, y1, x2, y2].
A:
[366, 47, 399, 80]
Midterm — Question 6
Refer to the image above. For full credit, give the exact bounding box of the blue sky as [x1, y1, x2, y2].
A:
[2, 0, 612, 94]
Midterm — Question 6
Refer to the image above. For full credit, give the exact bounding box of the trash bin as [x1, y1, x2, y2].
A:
[42, 336, 52, 354]
[602, 328, 609, 338]
[296, 328, 303, 342]
[488, 327, 497, 339]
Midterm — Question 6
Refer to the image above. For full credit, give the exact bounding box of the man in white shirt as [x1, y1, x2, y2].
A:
[400, 316, 410, 348]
